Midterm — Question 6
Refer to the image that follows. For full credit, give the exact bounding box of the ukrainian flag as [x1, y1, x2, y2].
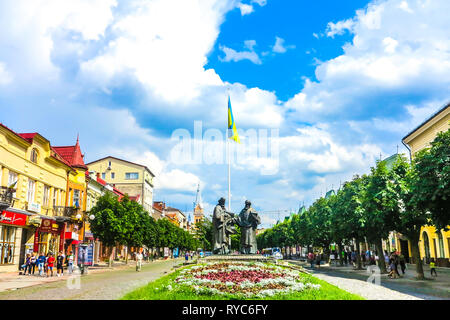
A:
[227, 96, 240, 144]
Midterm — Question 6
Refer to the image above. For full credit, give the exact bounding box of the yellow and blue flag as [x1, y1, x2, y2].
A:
[227, 96, 240, 143]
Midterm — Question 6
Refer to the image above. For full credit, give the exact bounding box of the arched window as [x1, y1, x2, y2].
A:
[30, 148, 38, 163]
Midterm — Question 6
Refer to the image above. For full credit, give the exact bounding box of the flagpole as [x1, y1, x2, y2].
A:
[228, 134, 231, 212]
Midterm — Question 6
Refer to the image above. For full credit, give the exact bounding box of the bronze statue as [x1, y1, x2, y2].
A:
[238, 200, 261, 254]
[212, 198, 237, 255]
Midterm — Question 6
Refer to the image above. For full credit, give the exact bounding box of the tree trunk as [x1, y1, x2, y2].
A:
[355, 239, 363, 270]
[337, 243, 343, 266]
[108, 246, 114, 267]
[375, 238, 387, 274]
[410, 237, 424, 280]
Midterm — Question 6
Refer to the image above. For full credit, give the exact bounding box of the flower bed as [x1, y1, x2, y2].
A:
[174, 261, 320, 298]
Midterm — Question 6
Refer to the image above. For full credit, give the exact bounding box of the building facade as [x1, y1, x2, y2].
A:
[86, 156, 155, 215]
[401, 103, 450, 267]
[0, 124, 72, 272]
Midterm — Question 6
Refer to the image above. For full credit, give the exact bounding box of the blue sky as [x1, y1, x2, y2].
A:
[0, 0, 449, 228]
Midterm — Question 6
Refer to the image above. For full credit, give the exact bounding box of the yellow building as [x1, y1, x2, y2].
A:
[52, 138, 89, 257]
[0, 124, 72, 271]
[86, 156, 155, 214]
[401, 102, 450, 267]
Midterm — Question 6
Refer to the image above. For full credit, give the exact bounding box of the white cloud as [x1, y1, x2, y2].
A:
[272, 37, 295, 53]
[219, 45, 262, 64]
[0, 0, 117, 81]
[80, 0, 233, 102]
[238, 3, 254, 15]
[326, 18, 355, 38]
[287, 0, 450, 122]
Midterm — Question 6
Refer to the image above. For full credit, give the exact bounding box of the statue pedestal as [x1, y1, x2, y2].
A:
[200, 254, 272, 262]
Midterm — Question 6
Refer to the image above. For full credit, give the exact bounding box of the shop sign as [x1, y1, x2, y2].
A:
[28, 215, 42, 227]
[40, 218, 60, 234]
[27, 202, 41, 213]
[0, 210, 27, 226]
[65, 231, 79, 240]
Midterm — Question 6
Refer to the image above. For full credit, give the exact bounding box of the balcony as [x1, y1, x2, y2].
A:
[51, 206, 83, 220]
[0, 186, 16, 211]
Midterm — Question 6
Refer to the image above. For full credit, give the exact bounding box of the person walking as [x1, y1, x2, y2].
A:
[47, 253, 55, 277]
[56, 252, 65, 277]
[315, 252, 321, 269]
[37, 252, 46, 276]
[67, 251, 74, 274]
[430, 259, 437, 277]
[23, 253, 31, 275]
[135, 251, 143, 272]
[30, 252, 37, 275]
[308, 252, 315, 268]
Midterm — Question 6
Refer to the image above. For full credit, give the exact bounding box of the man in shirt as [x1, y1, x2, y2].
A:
[47, 253, 55, 277]
[56, 251, 65, 277]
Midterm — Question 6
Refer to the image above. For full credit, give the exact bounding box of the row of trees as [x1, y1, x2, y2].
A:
[258, 129, 449, 279]
[89, 193, 199, 266]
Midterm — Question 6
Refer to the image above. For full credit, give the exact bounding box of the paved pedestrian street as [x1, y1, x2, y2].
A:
[0, 258, 182, 300]
[290, 260, 450, 300]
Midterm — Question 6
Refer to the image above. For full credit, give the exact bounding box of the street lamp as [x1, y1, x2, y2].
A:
[89, 214, 95, 220]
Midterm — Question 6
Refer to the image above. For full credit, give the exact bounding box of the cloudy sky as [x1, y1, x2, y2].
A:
[1, 0, 449, 227]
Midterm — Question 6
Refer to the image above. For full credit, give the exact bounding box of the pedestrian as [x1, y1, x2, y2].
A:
[67, 251, 74, 274]
[56, 251, 65, 277]
[308, 252, 315, 268]
[384, 251, 389, 266]
[388, 260, 399, 279]
[47, 253, 55, 277]
[185, 251, 189, 262]
[135, 251, 143, 272]
[399, 253, 406, 275]
[430, 259, 437, 277]
[315, 252, 321, 268]
[30, 252, 37, 275]
[37, 252, 46, 276]
[23, 253, 31, 275]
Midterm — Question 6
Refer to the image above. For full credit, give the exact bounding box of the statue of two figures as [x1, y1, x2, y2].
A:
[212, 198, 261, 255]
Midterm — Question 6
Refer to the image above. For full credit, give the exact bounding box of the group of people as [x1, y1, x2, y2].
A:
[386, 251, 407, 278]
[20, 251, 74, 277]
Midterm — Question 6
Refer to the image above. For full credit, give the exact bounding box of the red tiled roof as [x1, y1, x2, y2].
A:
[17, 133, 38, 143]
[53, 136, 87, 170]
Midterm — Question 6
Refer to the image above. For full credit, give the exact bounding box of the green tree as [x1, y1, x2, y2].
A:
[411, 129, 450, 231]
[361, 161, 401, 274]
[193, 217, 213, 251]
[89, 193, 124, 266]
[393, 155, 428, 279]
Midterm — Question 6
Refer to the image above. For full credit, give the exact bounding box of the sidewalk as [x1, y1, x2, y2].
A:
[0, 259, 172, 293]
[290, 260, 450, 299]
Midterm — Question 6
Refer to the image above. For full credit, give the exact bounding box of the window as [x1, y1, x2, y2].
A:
[27, 179, 35, 203]
[125, 172, 139, 180]
[102, 173, 106, 180]
[73, 189, 80, 208]
[43, 185, 50, 207]
[52, 189, 59, 207]
[0, 226, 16, 264]
[111, 172, 115, 179]
[30, 148, 38, 163]
[8, 171, 18, 198]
